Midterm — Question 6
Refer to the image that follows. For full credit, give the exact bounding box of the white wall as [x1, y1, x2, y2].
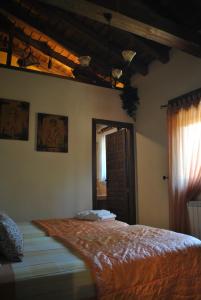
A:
[135, 50, 201, 229]
[0, 68, 132, 221]
[1, 50, 200, 227]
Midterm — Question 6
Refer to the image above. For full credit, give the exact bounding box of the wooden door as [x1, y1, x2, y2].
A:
[106, 129, 129, 223]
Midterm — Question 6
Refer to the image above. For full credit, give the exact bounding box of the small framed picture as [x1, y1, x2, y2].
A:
[0, 98, 29, 140]
[37, 113, 68, 152]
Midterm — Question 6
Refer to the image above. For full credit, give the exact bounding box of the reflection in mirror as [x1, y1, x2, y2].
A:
[96, 125, 118, 199]
[92, 119, 136, 224]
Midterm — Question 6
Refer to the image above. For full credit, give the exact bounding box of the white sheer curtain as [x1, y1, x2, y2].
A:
[168, 97, 201, 233]
[172, 120, 201, 193]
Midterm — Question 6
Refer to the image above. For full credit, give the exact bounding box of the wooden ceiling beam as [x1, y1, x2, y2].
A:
[84, 0, 170, 63]
[62, 11, 169, 63]
[41, 0, 170, 64]
[0, 10, 121, 88]
[25, 0, 170, 64]
[127, 0, 201, 35]
[26, 0, 148, 75]
[6, 29, 13, 66]
[73, 66, 112, 88]
[0, 34, 70, 76]
[124, 33, 170, 63]
[13, 44, 69, 77]
[0, 13, 77, 70]
[54, 12, 148, 75]
[0, 33, 111, 88]
[0, 3, 122, 82]
[38, 0, 201, 58]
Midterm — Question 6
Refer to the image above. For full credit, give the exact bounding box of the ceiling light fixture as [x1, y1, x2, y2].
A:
[77, 13, 136, 88]
[122, 50, 136, 64]
[111, 50, 136, 87]
[111, 68, 122, 80]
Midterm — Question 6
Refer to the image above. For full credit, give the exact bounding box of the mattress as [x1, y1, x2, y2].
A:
[1, 222, 95, 300]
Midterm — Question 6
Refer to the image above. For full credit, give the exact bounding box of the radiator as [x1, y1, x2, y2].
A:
[187, 201, 201, 240]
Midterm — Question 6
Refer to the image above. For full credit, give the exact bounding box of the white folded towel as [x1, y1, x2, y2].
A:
[75, 209, 116, 221]
[76, 209, 111, 217]
[97, 214, 116, 220]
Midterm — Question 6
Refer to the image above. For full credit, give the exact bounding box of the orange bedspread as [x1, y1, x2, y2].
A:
[33, 219, 201, 300]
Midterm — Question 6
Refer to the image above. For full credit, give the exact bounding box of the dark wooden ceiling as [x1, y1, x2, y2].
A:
[0, 0, 200, 88]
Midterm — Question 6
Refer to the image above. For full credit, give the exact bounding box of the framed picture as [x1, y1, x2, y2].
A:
[0, 98, 29, 140]
[37, 113, 68, 152]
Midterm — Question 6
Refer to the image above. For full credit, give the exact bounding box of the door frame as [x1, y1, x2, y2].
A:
[92, 118, 136, 224]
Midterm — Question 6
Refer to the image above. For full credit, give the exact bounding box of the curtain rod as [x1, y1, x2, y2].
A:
[160, 87, 201, 109]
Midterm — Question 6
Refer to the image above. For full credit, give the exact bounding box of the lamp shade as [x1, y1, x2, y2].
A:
[122, 50, 136, 63]
[78, 56, 91, 67]
[112, 68, 123, 79]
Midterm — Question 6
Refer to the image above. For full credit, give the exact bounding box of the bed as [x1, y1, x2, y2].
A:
[1, 219, 201, 300]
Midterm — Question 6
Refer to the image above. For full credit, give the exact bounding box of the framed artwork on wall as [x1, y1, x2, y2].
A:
[37, 113, 68, 152]
[0, 98, 30, 140]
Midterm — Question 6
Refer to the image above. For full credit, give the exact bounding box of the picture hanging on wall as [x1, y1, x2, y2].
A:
[37, 113, 68, 152]
[0, 98, 30, 140]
